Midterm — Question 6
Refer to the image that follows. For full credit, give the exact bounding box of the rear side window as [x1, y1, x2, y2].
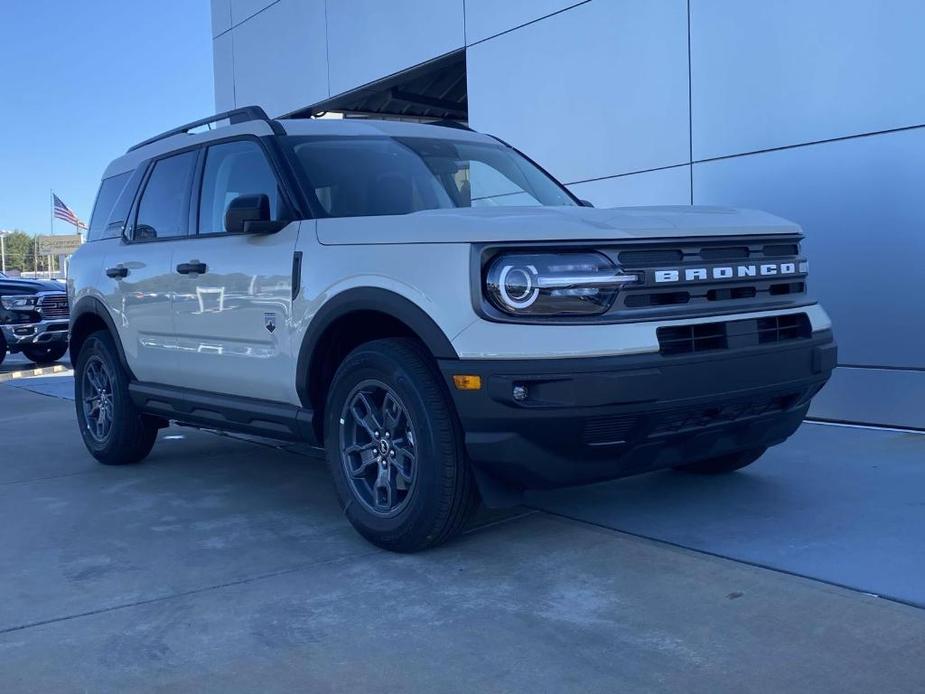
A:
[198, 140, 282, 234]
[134, 150, 197, 240]
[87, 172, 130, 242]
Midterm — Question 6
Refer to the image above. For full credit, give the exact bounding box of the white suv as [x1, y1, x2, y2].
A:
[69, 107, 836, 551]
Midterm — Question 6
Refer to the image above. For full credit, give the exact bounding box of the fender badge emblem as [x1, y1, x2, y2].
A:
[264, 312, 277, 333]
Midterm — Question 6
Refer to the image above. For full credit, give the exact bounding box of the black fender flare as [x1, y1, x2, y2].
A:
[69, 296, 135, 379]
[295, 287, 458, 409]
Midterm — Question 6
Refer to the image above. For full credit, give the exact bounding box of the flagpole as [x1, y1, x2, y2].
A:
[49, 190, 54, 278]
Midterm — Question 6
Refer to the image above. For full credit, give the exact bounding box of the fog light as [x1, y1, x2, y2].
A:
[452, 375, 482, 391]
[512, 384, 528, 402]
[13, 326, 35, 336]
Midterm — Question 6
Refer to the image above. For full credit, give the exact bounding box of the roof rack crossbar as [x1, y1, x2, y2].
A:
[127, 106, 282, 153]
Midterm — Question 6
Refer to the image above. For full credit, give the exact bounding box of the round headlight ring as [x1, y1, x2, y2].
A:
[498, 264, 540, 309]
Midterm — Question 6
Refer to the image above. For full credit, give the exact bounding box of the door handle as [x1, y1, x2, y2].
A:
[176, 261, 207, 275]
[106, 265, 128, 279]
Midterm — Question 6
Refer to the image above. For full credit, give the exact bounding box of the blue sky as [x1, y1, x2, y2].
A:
[0, 1, 214, 236]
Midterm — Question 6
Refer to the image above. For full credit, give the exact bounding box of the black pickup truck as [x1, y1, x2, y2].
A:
[0, 272, 69, 366]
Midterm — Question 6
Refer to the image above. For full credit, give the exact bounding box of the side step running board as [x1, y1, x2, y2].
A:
[129, 382, 317, 445]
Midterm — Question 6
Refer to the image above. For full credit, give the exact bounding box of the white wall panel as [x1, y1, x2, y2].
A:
[464, 0, 583, 44]
[691, 0, 925, 160]
[230, 0, 276, 27]
[231, 0, 328, 117]
[568, 166, 691, 208]
[468, 0, 689, 184]
[211, 0, 232, 37]
[326, 0, 464, 96]
[694, 127, 925, 370]
[212, 33, 236, 112]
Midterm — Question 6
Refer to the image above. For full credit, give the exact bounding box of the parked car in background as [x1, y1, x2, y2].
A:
[68, 107, 836, 551]
[0, 272, 70, 366]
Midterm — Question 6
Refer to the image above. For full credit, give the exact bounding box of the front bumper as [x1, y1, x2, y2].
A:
[439, 329, 836, 490]
[1, 319, 69, 351]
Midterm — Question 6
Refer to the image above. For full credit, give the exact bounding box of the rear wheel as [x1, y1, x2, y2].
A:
[674, 447, 767, 474]
[324, 338, 478, 552]
[22, 342, 68, 364]
[74, 331, 159, 465]
[0, 333, 6, 367]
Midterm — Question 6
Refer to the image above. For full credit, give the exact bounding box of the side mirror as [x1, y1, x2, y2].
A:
[134, 224, 157, 241]
[224, 194, 287, 234]
[579, 199, 595, 208]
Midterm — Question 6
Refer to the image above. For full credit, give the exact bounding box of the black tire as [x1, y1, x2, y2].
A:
[0, 333, 6, 367]
[324, 338, 479, 552]
[674, 447, 767, 474]
[22, 342, 68, 364]
[74, 330, 158, 465]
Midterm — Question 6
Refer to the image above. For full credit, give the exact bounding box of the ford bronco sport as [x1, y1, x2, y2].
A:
[68, 107, 836, 551]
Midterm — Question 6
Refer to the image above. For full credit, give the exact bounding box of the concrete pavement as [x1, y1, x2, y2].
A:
[1, 382, 924, 692]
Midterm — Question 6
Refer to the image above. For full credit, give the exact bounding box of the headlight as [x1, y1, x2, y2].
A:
[0, 295, 38, 310]
[485, 251, 638, 317]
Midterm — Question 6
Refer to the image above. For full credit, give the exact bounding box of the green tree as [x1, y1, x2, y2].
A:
[2, 230, 37, 273]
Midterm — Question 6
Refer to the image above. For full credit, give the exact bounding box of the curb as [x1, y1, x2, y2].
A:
[0, 364, 72, 383]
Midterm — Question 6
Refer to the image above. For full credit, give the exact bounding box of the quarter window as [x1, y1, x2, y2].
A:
[134, 150, 197, 240]
[87, 172, 130, 242]
[198, 140, 282, 234]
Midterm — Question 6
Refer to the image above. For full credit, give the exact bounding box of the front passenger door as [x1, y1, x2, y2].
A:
[171, 138, 300, 403]
[101, 150, 197, 384]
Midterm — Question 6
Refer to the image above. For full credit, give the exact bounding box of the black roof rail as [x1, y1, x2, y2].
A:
[127, 106, 285, 153]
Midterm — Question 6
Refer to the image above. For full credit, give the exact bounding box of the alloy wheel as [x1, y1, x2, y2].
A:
[339, 379, 418, 517]
[82, 356, 114, 443]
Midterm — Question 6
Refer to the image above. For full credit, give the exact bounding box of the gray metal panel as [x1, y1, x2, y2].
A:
[230, 0, 276, 26]
[212, 33, 235, 112]
[811, 367, 925, 429]
[231, 0, 329, 117]
[464, 0, 585, 44]
[211, 0, 232, 37]
[568, 166, 692, 207]
[693, 127, 925, 370]
[691, 0, 925, 160]
[467, 0, 689, 184]
[326, 0, 464, 96]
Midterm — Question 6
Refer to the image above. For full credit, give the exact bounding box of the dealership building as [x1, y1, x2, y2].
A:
[211, 0, 925, 429]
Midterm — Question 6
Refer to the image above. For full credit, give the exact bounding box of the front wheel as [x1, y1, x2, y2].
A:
[22, 342, 68, 364]
[674, 447, 768, 474]
[74, 331, 159, 465]
[324, 338, 478, 552]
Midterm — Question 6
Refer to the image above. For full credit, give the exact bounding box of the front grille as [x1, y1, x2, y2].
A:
[649, 392, 800, 436]
[38, 294, 69, 318]
[657, 313, 811, 355]
[610, 236, 808, 319]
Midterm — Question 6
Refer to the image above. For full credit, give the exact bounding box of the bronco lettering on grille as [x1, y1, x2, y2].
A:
[653, 262, 798, 284]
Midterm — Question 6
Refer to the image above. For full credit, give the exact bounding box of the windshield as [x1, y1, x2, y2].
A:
[285, 135, 577, 218]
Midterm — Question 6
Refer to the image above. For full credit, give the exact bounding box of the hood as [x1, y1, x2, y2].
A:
[0, 278, 65, 294]
[315, 205, 802, 246]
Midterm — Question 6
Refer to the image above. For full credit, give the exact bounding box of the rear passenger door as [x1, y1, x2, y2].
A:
[170, 138, 301, 403]
[100, 149, 197, 384]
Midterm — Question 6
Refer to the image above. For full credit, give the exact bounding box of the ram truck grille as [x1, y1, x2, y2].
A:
[38, 294, 69, 318]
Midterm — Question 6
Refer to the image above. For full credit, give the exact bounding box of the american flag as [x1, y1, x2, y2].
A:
[53, 194, 87, 229]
